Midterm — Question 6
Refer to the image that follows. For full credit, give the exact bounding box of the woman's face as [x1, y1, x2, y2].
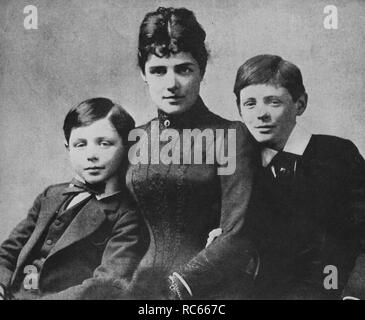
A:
[142, 51, 203, 114]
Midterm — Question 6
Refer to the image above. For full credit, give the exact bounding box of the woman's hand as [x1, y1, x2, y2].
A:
[206, 228, 223, 247]
[0, 285, 6, 300]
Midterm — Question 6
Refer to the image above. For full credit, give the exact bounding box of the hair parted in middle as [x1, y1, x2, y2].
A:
[233, 54, 307, 108]
[138, 7, 209, 76]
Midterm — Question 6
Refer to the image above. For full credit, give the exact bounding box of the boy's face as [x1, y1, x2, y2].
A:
[67, 118, 125, 185]
[239, 84, 305, 150]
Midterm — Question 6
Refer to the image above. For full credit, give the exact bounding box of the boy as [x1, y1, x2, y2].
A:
[0, 97, 148, 299]
[234, 55, 365, 299]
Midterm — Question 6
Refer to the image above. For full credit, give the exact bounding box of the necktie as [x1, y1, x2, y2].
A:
[270, 151, 298, 180]
[63, 178, 105, 196]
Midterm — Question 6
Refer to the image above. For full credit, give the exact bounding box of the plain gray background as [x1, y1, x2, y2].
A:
[0, 0, 364, 242]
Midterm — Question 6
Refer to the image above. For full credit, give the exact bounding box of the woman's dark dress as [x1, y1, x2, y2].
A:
[126, 98, 258, 299]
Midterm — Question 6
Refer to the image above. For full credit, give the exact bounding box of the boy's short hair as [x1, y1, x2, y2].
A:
[234, 54, 306, 108]
[63, 97, 135, 144]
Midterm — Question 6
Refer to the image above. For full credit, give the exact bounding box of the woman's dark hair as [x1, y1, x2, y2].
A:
[138, 7, 209, 76]
[234, 54, 306, 109]
[63, 97, 135, 144]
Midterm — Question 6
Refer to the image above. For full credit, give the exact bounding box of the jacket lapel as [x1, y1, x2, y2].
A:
[46, 197, 106, 259]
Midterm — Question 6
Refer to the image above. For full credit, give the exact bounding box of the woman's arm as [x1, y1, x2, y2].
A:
[171, 121, 260, 299]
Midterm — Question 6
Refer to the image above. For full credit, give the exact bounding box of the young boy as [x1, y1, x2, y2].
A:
[0, 97, 148, 300]
[234, 55, 365, 299]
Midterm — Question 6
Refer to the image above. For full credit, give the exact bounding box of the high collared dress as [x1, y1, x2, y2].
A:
[126, 97, 259, 299]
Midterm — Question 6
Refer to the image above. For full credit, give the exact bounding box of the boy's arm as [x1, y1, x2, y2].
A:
[41, 207, 148, 300]
[0, 188, 47, 290]
[341, 141, 365, 299]
[280, 141, 365, 300]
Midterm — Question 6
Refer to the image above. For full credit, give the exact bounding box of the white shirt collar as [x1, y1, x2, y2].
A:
[74, 175, 86, 184]
[95, 191, 122, 200]
[262, 148, 279, 168]
[261, 124, 312, 167]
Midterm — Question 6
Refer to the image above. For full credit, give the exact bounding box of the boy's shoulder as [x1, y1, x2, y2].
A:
[310, 134, 358, 152]
[40, 182, 71, 198]
[311, 134, 351, 145]
[307, 134, 363, 162]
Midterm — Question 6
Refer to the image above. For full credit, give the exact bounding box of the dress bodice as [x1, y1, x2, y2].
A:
[126, 98, 258, 298]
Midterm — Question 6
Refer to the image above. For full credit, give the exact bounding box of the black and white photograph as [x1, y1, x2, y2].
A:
[0, 0, 364, 305]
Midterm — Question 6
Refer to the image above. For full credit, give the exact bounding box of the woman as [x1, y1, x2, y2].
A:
[126, 7, 259, 299]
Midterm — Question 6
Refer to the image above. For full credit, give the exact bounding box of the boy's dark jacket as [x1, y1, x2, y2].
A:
[247, 135, 365, 299]
[0, 182, 148, 299]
